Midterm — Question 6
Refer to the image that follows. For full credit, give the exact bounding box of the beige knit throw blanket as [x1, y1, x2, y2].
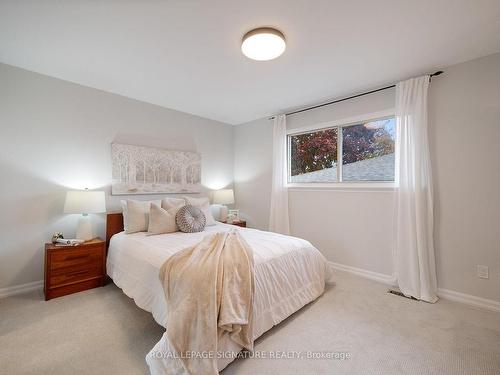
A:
[159, 229, 255, 374]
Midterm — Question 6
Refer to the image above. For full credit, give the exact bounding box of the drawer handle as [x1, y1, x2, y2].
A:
[65, 254, 90, 261]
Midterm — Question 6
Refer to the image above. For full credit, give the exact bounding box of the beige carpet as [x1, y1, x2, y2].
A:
[1, 271, 499, 375]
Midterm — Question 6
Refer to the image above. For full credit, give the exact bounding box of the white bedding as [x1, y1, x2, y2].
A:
[107, 223, 332, 373]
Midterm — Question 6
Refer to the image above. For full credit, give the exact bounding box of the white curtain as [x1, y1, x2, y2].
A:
[269, 114, 290, 235]
[394, 76, 438, 303]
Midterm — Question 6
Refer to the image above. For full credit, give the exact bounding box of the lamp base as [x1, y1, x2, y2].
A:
[219, 205, 229, 222]
[76, 215, 94, 241]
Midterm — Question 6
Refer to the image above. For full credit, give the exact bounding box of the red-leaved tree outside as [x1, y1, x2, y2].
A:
[291, 123, 394, 176]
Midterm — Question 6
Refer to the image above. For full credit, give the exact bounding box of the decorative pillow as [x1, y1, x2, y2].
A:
[183, 196, 216, 226]
[125, 200, 149, 234]
[161, 197, 185, 210]
[147, 203, 179, 235]
[121, 199, 161, 232]
[183, 196, 209, 206]
[176, 205, 206, 233]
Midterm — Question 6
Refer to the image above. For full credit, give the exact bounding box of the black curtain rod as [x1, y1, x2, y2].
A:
[269, 71, 443, 119]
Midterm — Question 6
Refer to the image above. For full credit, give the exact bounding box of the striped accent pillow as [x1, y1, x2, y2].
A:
[175, 205, 206, 233]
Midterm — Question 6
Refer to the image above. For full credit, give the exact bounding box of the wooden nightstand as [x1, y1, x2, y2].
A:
[228, 220, 246, 228]
[44, 238, 106, 300]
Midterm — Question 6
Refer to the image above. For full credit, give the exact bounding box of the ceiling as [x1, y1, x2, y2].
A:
[1, 1, 499, 125]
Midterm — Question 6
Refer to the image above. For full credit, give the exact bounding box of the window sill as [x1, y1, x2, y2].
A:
[287, 182, 396, 192]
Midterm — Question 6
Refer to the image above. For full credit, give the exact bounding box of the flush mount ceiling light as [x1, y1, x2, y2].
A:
[241, 27, 286, 61]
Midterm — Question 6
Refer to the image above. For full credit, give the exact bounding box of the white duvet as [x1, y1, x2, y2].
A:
[107, 223, 333, 373]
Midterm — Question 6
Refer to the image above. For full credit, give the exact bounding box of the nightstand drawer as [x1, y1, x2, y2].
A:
[49, 266, 103, 288]
[50, 246, 102, 271]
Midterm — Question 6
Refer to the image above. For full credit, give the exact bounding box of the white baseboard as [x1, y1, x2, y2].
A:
[328, 261, 500, 313]
[437, 288, 500, 313]
[328, 261, 397, 286]
[0, 280, 43, 299]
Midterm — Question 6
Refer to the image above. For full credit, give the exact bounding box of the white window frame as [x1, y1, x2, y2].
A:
[286, 110, 397, 191]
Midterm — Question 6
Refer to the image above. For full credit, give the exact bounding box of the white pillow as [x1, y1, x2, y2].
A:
[183, 196, 209, 206]
[147, 203, 179, 235]
[161, 197, 185, 210]
[121, 199, 161, 233]
[183, 196, 216, 226]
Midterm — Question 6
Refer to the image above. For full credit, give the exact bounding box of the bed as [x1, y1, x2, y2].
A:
[105, 213, 333, 373]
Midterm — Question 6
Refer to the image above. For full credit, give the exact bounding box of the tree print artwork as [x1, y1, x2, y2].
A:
[111, 143, 201, 195]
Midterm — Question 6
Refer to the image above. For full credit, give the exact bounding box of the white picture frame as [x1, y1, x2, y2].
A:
[228, 209, 240, 221]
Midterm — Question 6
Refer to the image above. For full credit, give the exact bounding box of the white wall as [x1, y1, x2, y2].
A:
[0, 63, 234, 290]
[234, 52, 500, 303]
[233, 118, 273, 229]
[429, 52, 500, 302]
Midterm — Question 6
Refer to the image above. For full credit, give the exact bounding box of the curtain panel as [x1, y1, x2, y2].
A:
[394, 76, 438, 303]
[269, 114, 290, 235]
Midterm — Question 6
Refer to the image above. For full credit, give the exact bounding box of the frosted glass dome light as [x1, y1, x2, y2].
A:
[241, 28, 286, 61]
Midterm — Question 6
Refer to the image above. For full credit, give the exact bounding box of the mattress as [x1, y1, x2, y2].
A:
[107, 223, 332, 372]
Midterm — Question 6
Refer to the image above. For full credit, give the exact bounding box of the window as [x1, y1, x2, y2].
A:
[288, 116, 396, 184]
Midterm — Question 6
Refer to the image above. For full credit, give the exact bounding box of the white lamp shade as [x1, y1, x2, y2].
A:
[213, 189, 235, 205]
[64, 190, 106, 214]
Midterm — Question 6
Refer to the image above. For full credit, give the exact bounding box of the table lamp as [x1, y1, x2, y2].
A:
[213, 189, 234, 222]
[64, 189, 106, 241]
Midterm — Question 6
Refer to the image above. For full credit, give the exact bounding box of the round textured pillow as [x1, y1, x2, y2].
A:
[176, 205, 206, 233]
